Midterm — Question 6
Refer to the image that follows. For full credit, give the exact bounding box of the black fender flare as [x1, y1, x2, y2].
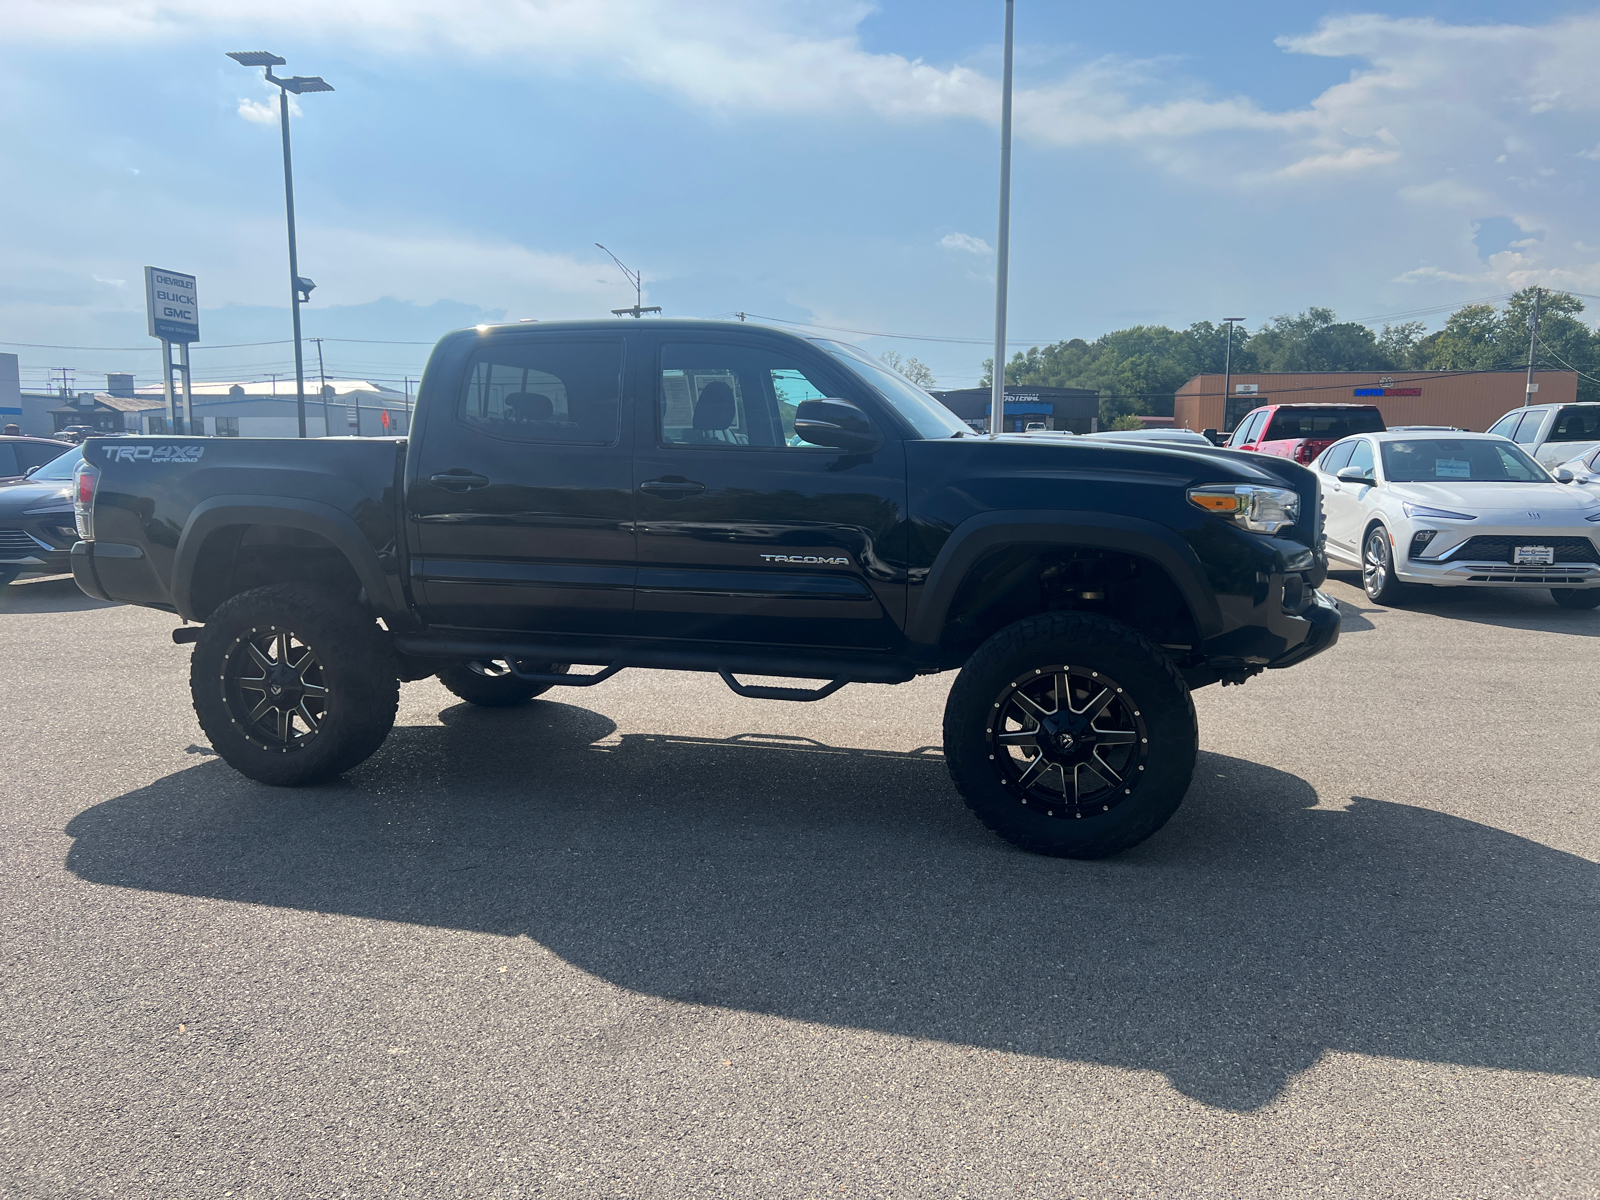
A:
[172, 495, 399, 622]
[905, 509, 1224, 647]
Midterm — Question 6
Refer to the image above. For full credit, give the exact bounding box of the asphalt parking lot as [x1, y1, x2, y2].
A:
[3, 572, 1598, 1199]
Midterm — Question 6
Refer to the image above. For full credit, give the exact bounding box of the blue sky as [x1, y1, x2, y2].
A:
[5, 0, 1600, 393]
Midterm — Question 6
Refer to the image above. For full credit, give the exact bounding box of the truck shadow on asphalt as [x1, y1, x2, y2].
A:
[64, 698, 1600, 1113]
[0, 575, 119, 614]
[1326, 569, 1600, 636]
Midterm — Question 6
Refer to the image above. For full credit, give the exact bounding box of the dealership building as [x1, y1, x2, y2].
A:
[929, 385, 1101, 433]
[1174, 370, 1579, 436]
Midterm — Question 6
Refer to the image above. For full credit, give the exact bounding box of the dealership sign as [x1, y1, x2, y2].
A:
[1354, 387, 1421, 397]
[145, 267, 199, 343]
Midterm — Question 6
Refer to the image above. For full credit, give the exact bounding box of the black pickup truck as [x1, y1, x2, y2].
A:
[71, 319, 1338, 857]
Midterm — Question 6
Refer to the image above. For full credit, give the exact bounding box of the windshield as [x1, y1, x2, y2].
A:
[29, 447, 82, 481]
[1380, 438, 1548, 483]
[812, 339, 970, 439]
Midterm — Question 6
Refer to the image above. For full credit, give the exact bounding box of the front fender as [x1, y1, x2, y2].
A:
[905, 509, 1225, 647]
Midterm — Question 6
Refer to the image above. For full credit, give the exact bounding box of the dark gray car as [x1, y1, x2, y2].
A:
[0, 446, 81, 587]
[0, 435, 72, 485]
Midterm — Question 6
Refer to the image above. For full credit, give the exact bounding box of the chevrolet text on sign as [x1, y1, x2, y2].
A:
[144, 267, 199, 343]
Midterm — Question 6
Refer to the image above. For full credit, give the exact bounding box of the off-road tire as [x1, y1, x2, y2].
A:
[1362, 524, 1410, 605]
[436, 660, 571, 706]
[1551, 588, 1600, 609]
[191, 583, 399, 786]
[943, 612, 1198, 859]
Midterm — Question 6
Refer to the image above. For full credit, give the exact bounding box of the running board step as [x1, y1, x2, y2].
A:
[505, 662, 625, 687]
[717, 671, 848, 702]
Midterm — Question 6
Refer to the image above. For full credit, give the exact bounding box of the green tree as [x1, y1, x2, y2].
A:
[1243, 308, 1391, 372]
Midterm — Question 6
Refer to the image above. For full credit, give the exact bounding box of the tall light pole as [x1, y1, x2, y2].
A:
[1221, 317, 1245, 432]
[595, 244, 661, 318]
[988, 0, 1015, 439]
[227, 51, 333, 438]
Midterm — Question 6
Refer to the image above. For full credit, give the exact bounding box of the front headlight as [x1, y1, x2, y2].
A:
[1187, 484, 1301, 534]
[1402, 501, 1477, 521]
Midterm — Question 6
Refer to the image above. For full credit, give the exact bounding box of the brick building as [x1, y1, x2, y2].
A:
[1174, 370, 1578, 435]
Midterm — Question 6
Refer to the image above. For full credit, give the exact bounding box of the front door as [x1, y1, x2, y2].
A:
[1323, 437, 1376, 553]
[408, 332, 635, 634]
[631, 334, 906, 651]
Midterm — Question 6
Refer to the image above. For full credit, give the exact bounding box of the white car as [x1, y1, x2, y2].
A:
[1311, 431, 1600, 608]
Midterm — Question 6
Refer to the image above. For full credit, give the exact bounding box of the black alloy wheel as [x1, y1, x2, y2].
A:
[222, 627, 328, 751]
[943, 611, 1197, 859]
[989, 665, 1147, 818]
[191, 583, 399, 786]
[1362, 525, 1407, 605]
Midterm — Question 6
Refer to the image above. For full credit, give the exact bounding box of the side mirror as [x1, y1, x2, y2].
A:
[794, 398, 883, 454]
[1336, 465, 1375, 486]
[23, 465, 39, 478]
[1555, 467, 1576, 484]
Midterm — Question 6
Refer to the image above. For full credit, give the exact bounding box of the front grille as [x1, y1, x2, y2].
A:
[0, 528, 48, 554]
[1443, 535, 1600, 564]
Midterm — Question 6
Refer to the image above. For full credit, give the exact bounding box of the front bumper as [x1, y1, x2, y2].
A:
[1266, 587, 1340, 668]
[1396, 559, 1600, 588]
[0, 524, 73, 577]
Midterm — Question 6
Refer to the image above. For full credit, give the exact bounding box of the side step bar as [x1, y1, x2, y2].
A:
[717, 672, 848, 702]
[505, 662, 624, 688]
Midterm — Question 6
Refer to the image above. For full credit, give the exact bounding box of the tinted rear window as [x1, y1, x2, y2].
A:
[1264, 407, 1385, 440]
[1548, 406, 1600, 442]
[458, 339, 623, 445]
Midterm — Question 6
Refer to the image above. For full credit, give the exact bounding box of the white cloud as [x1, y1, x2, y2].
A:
[1278, 147, 1400, 178]
[237, 98, 276, 124]
[939, 232, 991, 254]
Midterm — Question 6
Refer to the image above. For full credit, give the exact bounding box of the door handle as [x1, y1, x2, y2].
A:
[430, 471, 490, 490]
[639, 477, 706, 499]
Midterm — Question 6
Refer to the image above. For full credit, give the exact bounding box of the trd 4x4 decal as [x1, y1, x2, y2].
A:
[102, 444, 205, 464]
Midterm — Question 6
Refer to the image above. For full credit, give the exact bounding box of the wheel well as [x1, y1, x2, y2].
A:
[188, 524, 364, 620]
[938, 546, 1200, 663]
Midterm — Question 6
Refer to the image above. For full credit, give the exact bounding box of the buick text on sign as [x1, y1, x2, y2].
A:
[145, 266, 200, 343]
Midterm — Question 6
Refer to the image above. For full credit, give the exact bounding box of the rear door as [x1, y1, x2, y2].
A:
[407, 332, 635, 634]
[629, 332, 906, 651]
[1323, 437, 1376, 552]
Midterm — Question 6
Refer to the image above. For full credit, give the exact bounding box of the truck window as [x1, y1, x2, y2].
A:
[1263, 407, 1383, 440]
[659, 342, 842, 449]
[1487, 412, 1521, 438]
[1548, 406, 1600, 442]
[1512, 411, 1543, 444]
[1229, 410, 1266, 446]
[458, 340, 623, 445]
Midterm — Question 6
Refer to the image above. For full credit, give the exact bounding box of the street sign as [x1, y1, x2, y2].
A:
[144, 267, 199, 343]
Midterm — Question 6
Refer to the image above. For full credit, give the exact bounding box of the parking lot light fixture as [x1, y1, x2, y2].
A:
[226, 51, 334, 438]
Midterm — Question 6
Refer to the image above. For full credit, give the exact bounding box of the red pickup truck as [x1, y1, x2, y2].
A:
[1225, 403, 1386, 464]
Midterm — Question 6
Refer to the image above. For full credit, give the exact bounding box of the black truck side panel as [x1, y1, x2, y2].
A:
[81, 437, 409, 621]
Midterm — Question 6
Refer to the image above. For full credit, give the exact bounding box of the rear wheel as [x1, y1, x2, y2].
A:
[436, 659, 570, 706]
[1362, 525, 1409, 605]
[943, 612, 1197, 859]
[1552, 588, 1600, 609]
[190, 583, 399, 786]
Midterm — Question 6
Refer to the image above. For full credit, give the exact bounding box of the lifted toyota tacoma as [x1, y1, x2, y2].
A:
[71, 320, 1339, 858]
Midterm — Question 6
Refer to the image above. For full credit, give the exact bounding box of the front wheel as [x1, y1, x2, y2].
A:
[943, 612, 1198, 859]
[1362, 525, 1409, 605]
[1552, 588, 1600, 609]
[190, 583, 399, 786]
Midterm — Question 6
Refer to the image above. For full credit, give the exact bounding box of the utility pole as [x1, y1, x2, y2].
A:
[595, 243, 662, 318]
[988, 0, 1015, 439]
[311, 337, 331, 436]
[1221, 317, 1246, 431]
[1524, 286, 1542, 407]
